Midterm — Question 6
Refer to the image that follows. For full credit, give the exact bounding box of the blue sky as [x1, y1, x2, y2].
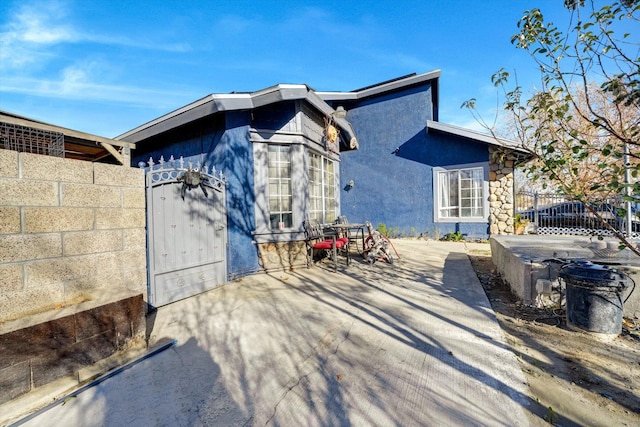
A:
[1, 0, 576, 138]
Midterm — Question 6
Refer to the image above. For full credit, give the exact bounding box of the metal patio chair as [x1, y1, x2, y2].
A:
[303, 219, 350, 271]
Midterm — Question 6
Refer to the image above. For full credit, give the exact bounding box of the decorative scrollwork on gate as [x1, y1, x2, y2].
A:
[140, 155, 227, 194]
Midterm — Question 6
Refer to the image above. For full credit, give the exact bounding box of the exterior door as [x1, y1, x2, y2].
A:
[145, 157, 227, 307]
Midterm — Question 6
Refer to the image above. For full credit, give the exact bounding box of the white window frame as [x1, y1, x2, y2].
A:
[433, 163, 488, 222]
[267, 145, 293, 230]
[308, 152, 336, 224]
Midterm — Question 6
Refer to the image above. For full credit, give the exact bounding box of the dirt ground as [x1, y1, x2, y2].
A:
[466, 248, 640, 427]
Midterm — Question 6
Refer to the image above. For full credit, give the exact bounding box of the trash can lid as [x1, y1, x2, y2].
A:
[559, 260, 628, 287]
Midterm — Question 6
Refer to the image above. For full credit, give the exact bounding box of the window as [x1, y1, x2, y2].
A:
[437, 167, 484, 219]
[309, 152, 336, 223]
[268, 145, 292, 229]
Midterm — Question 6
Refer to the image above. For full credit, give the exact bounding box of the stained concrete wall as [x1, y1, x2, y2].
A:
[0, 149, 147, 323]
[491, 235, 640, 317]
[0, 148, 148, 411]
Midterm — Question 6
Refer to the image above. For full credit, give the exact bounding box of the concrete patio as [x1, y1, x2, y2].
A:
[9, 240, 536, 427]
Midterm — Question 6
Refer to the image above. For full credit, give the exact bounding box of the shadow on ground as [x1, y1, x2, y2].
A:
[468, 251, 640, 427]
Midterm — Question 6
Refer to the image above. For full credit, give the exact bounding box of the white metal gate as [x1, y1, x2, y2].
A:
[144, 156, 227, 307]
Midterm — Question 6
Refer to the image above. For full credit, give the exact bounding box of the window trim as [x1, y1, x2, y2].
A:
[433, 162, 488, 223]
[308, 151, 337, 224]
[267, 145, 293, 230]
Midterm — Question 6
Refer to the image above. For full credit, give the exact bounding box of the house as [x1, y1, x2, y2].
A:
[118, 70, 530, 306]
[0, 69, 530, 412]
[317, 71, 530, 239]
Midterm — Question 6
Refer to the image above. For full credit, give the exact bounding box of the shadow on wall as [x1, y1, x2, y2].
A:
[394, 129, 488, 167]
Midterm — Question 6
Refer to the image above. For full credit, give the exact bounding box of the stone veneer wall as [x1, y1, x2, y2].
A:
[488, 147, 516, 235]
[257, 241, 308, 272]
[0, 148, 147, 321]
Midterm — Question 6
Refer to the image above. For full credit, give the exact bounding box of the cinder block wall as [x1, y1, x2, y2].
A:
[0, 149, 147, 324]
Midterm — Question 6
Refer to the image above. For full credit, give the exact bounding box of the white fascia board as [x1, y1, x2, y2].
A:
[426, 120, 527, 153]
[315, 92, 359, 101]
[117, 93, 252, 140]
[317, 70, 441, 101]
[210, 93, 254, 110]
[354, 70, 441, 99]
[251, 85, 310, 108]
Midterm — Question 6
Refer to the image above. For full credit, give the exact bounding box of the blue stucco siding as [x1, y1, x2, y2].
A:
[340, 84, 490, 239]
[131, 115, 225, 166]
[221, 112, 261, 279]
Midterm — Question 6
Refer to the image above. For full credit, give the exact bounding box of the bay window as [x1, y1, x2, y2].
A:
[309, 152, 336, 223]
[268, 145, 292, 229]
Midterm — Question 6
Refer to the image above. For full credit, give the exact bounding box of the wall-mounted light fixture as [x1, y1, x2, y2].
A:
[344, 179, 355, 192]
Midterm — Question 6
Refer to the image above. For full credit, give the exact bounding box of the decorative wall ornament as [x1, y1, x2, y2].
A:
[177, 168, 208, 200]
[141, 155, 227, 199]
[323, 115, 340, 153]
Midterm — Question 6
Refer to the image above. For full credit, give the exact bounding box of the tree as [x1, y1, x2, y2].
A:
[463, 0, 640, 255]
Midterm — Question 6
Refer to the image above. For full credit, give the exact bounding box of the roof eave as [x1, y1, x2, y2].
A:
[116, 94, 253, 142]
[426, 120, 533, 162]
[117, 84, 359, 149]
[317, 69, 441, 102]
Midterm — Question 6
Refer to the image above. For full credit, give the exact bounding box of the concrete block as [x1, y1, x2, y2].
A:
[94, 163, 144, 187]
[0, 295, 144, 408]
[120, 248, 146, 268]
[123, 227, 146, 249]
[94, 249, 144, 275]
[0, 233, 62, 263]
[0, 149, 18, 178]
[122, 267, 147, 295]
[61, 183, 121, 208]
[26, 256, 96, 288]
[95, 208, 145, 230]
[0, 179, 59, 207]
[63, 230, 122, 256]
[92, 251, 121, 273]
[74, 306, 114, 341]
[0, 264, 23, 293]
[24, 207, 94, 233]
[127, 294, 146, 337]
[0, 316, 77, 367]
[29, 335, 112, 384]
[65, 270, 123, 300]
[20, 152, 93, 183]
[31, 352, 77, 388]
[113, 295, 145, 342]
[122, 187, 145, 208]
[0, 360, 30, 405]
[0, 207, 21, 234]
[0, 284, 65, 323]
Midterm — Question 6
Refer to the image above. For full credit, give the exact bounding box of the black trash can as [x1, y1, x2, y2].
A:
[559, 261, 629, 335]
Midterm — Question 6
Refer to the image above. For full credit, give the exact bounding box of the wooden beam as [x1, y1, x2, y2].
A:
[100, 142, 124, 165]
[0, 114, 136, 149]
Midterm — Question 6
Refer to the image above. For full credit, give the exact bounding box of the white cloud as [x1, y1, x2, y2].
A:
[0, 1, 190, 70]
[15, 4, 78, 44]
[0, 1, 74, 67]
[1, 71, 197, 110]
